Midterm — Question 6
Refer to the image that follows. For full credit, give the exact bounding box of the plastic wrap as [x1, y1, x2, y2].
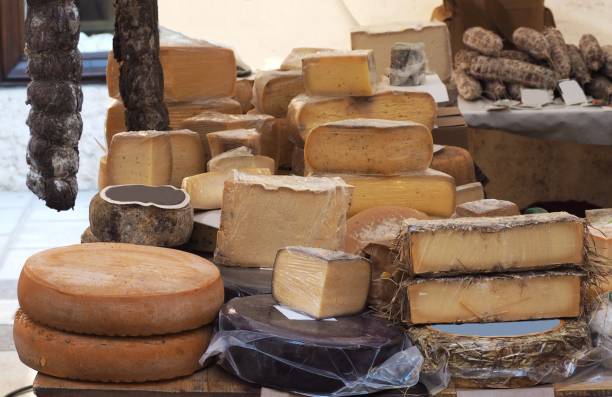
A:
[389, 42, 427, 86]
[200, 295, 423, 396]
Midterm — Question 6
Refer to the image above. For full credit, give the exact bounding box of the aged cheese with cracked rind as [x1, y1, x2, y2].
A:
[233, 76, 255, 114]
[272, 247, 371, 319]
[456, 199, 520, 217]
[389, 42, 427, 86]
[406, 270, 583, 324]
[215, 172, 353, 268]
[280, 47, 336, 71]
[335, 169, 455, 217]
[184, 210, 220, 253]
[401, 212, 584, 276]
[207, 129, 261, 158]
[207, 147, 275, 173]
[89, 185, 193, 247]
[302, 50, 377, 97]
[253, 70, 304, 118]
[456, 182, 484, 205]
[14, 310, 212, 382]
[288, 91, 436, 143]
[181, 168, 271, 210]
[169, 129, 206, 187]
[97, 155, 108, 189]
[586, 209, 612, 259]
[17, 243, 224, 336]
[305, 119, 433, 175]
[430, 146, 476, 186]
[344, 206, 428, 254]
[107, 131, 172, 186]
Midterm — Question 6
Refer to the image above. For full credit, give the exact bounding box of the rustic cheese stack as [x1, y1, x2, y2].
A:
[14, 243, 224, 382]
[586, 209, 612, 293]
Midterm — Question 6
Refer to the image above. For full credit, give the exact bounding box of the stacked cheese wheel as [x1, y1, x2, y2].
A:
[14, 243, 224, 382]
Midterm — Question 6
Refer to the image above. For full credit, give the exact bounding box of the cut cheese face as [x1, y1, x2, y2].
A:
[407, 271, 583, 324]
[181, 168, 271, 210]
[431, 145, 476, 186]
[402, 212, 584, 275]
[253, 70, 304, 118]
[169, 129, 206, 187]
[215, 172, 353, 268]
[455, 199, 520, 217]
[280, 47, 336, 71]
[456, 182, 484, 205]
[336, 169, 455, 217]
[17, 243, 224, 336]
[97, 155, 108, 190]
[186, 210, 221, 253]
[305, 118, 433, 175]
[288, 91, 436, 143]
[207, 128, 262, 158]
[302, 50, 377, 96]
[207, 147, 276, 174]
[272, 247, 371, 319]
[107, 131, 172, 186]
[351, 21, 452, 82]
[233, 76, 255, 113]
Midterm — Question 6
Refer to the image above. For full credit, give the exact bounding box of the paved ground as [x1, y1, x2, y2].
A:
[0, 190, 95, 395]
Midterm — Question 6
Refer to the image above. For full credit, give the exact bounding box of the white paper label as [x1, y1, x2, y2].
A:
[521, 88, 553, 107]
[274, 305, 337, 321]
[559, 80, 588, 105]
[261, 388, 299, 397]
[457, 387, 554, 397]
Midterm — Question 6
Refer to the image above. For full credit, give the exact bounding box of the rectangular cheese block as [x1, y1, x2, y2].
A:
[107, 131, 172, 186]
[233, 76, 255, 114]
[105, 98, 241, 146]
[185, 210, 221, 253]
[406, 271, 583, 324]
[98, 155, 108, 190]
[253, 70, 304, 118]
[181, 168, 271, 210]
[288, 91, 436, 143]
[207, 129, 262, 158]
[215, 172, 353, 267]
[302, 50, 377, 97]
[455, 199, 520, 217]
[456, 182, 484, 205]
[169, 130, 206, 187]
[207, 147, 275, 174]
[305, 118, 433, 175]
[106, 28, 236, 101]
[401, 212, 584, 276]
[586, 209, 612, 258]
[280, 47, 336, 71]
[351, 21, 452, 82]
[335, 169, 455, 217]
[272, 247, 371, 319]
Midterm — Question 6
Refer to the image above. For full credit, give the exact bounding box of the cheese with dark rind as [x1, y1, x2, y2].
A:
[80, 227, 99, 243]
[430, 145, 476, 186]
[184, 210, 220, 253]
[17, 243, 224, 336]
[14, 310, 212, 382]
[455, 199, 520, 217]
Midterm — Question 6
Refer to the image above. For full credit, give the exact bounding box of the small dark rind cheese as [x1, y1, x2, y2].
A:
[211, 295, 407, 394]
[14, 310, 212, 383]
[185, 210, 220, 253]
[389, 42, 427, 86]
[89, 185, 193, 247]
[218, 266, 273, 302]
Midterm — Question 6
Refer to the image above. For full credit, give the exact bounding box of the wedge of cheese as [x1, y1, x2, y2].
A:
[233, 76, 255, 113]
[272, 247, 371, 319]
[181, 168, 272, 210]
[185, 210, 221, 253]
[207, 147, 275, 173]
[106, 28, 236, 101]
[336, 169, 455, 217]
[215, 172, 353, 267]
[253, 70, 304, 118]
[456, 199, 520, 218]
[107, 131, 172, 186]
[305, 119, 433, 175]
[169, 130, 206, 187]
[351, 21, 452, 82]
[280, 47, 336, 71]
[97, 155, 108, 190]
[302, 50, 377, 96]
[207, 129, 262, 158]
[407, 270, 583, 324]
[456, 182, 485, 205]
[431, 145, 476, 186]
[401, 212, 584, 276]
[288, 91, 436, 142]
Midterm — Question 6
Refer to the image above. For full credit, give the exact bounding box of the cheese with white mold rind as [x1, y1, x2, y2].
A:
[253, 70, 304, 118]
[272, 247, 371, 319]
[207, 128, 262, 158]
[305, 118, 433, 175]
[455, 199, 520, 217]
[215, 173, 353, 268]
[169, 129, 206, 187]
[401, 212, 584, 276]
[207, 146, 275, 173]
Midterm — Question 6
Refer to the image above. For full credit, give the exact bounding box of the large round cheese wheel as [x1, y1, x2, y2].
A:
[13, 310, 211, 383]
[430, 146, 476, 186]
[18, 243, 224, 336]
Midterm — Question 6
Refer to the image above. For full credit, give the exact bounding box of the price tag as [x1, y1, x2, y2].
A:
[559, 80, 588, 105]
[274, 305, 336, 321]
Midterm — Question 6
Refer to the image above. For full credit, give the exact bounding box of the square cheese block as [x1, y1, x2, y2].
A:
[305, 118, 433, 175]
[107, 131, 172, 186]
[406, 271, 583, 324]
[207, 129, 262, 158]
[169, 130, 206, 187]
[401, 212, 584, 276]
[106, 28, 236, 101]
[105, 98, 241, 146]
[280, 47, 336, 71]
[586, 209, 612, 258]
[351, 21, 452, 82]
[253, 70, 304, 118]
[288, 91, 436, 143]
[456, 182, 484, 206]
[335, 169, 455, 217]
[272, 247, 371, 319]
[215, 172, 353, 267]
[233, 76, 255, 114]
[455, 199, 520, 217]
[98, 155, 108, 190]
[302, 50, 377, 96]
[207, 147, 275, 174]
[181, 168, 271, 210]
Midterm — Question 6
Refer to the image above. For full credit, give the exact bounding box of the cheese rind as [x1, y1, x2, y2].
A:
[215, 173, 353, 268]
[280, 47, 336, 71]
[97, 155, 108, 190]
[302, 50, 377, 96]
[169, 130, 206, 187]
[253, 70, 304, 118]
[402, 212, 584, 275]
[14, 310, 211, 382]
[586, 209, 612, 258]
[455, 199, 520, 217]
[207, 129, 261, 158]
[17, 243, 224, 336]
[80, 227, 99, 243]
[431, 146, 476, 186]
[272, 247, 371, 319]
[184, 210, 221, 253]
[207, 147, 275, 173]
[233, 76, 255, 113]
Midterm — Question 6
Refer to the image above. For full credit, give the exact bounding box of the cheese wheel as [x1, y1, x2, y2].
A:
[431, 146, 476, 186]
[13, 310, 211, 383]
[18, 243, 224, 336]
